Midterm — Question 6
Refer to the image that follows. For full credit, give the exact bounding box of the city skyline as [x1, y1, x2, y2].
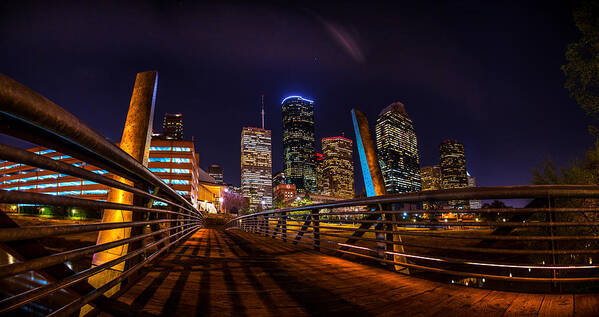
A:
[0, 1, 592, 196]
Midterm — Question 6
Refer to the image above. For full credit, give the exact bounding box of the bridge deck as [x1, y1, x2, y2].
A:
[114, 228, 599, 316]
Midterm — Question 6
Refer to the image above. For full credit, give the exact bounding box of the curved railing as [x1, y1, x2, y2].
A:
[0, 73, 203, 315]
[226, 185, 599, 292]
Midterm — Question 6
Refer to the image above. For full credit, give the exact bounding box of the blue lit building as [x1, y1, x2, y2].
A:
[281, 96, 317, 193]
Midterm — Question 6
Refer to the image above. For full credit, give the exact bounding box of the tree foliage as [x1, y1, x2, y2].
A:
[562, 0, 599, 125]
[532, 141, 599, 185]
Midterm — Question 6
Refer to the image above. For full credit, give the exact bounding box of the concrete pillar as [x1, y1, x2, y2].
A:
[85, 71, 157, 306]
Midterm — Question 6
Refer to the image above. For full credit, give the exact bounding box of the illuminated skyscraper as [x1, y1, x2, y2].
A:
[163, 113, 183, 140]
[207, 164, 224, 184]
[375, 102, 422, 193]
[420, 166, 441, 191]
[241, 127, 272, 211]
[322, 136, 354, 198]
[420, 165, 441, 210]
[315, 153, 328, 194]
[439, 140, 468, 207]
[282, 96, 316, 193]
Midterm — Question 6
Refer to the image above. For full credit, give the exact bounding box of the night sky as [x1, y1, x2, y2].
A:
[0, 1, 592, 193]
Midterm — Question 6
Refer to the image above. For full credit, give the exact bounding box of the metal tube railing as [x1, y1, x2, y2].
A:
[226, 185, 599, 290]
[0, 72, 204, 315]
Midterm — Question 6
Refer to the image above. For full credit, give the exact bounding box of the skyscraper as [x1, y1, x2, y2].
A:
[241, 127, 272, 211]
[439, 140, 468, 208]
[420, 165, 441, 210]
[322, 136, 354, 198]
[420, 166, 441, 191]
[163, 113, 183, 140]
[375, 102, 422, 193]
[315, 153, 328, 194]
[282, 96, 316, 193]
[207, 164, 224, 184]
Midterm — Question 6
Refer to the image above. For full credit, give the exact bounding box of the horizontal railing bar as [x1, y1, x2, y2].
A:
[337, 248, 599, 283]
[0, 219, 189, 242]
[0, 143, 195, 215]
[0, 224, 198, 314]
[248, 220, 599, 241]
[0, 222, 197, 279]
[47, 224, 200, 317]
[0, 190, 201, 219]
[246, 208, 599, 218]
[231, 185, 599, 219]
[245, 221, 599, 255]
[240, 217, 599, 228]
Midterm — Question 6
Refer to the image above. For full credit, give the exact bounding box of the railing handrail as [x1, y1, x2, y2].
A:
[229, 184, 599, 221]
[0, 73, 195, 212]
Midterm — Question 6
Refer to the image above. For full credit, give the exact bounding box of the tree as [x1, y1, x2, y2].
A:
[562, 0, 599, 135]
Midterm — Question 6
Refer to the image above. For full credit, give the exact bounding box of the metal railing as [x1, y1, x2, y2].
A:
[226, 185, 599, 292]
[0, 73, 203, 315]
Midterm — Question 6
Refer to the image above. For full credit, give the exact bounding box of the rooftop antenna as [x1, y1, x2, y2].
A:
[260, 94, 265, 129]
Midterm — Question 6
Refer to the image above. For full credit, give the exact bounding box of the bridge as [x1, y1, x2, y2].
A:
[0, 72, 598, 316]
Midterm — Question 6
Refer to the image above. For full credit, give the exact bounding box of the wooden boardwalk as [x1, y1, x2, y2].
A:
[113, 228, 599, 316]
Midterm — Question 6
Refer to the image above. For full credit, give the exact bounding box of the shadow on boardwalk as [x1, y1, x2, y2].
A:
[113, 227, 599, 317]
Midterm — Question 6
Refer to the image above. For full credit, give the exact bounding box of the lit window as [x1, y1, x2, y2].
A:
[35, 149, 55, 155]
[172, 147, 191, 152]
[3, 187, 18, 191]
[57, 191, 80, 195]
[161, 178, 170, 184]
[60, 155, 71, 160]
[82, 181, 98, 185]
[171, 179, 189, 184]
[149, 157, 171, 162]
[149, 168, 170, 173]
[176, 190, 189, 196]
[59, 181, 80, 187]
[19, 185, 36, 190]
[5, 179, 20, 184]
[171, 169, 190, 174]
[38, 174, 58, 179]
[38, 183, 58, 189]
[172, 157, 190, 163]
[150, 146, 171, 151]
[82, 189, 108, 195]
[92, 170, 107, 174]
[72, 162, 83, 167]
[153, 201, 168, 206]
[20, 176, 37, 182]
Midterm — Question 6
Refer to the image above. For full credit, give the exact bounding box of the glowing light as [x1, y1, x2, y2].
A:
[281, 95, 314, 104]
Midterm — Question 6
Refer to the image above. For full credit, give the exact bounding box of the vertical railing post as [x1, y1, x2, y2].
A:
[313, 209, 320, 251]
[282, 210, 287, 242]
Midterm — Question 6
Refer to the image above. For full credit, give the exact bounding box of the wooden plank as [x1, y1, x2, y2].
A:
[537, 294, 574, 317]
[574, 293, 599, 317]
[504, 293, 545, 317]
[464, 290, 520, 317]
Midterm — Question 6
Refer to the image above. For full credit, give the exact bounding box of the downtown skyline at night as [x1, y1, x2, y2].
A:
[0, 1, 593, 195]
[2, 1, 599, 316]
